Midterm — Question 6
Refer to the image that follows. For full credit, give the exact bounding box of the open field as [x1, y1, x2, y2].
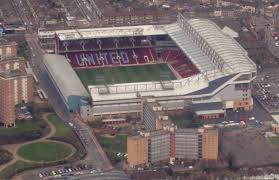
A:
[75, 64, 176, 88]
[17, 141, 72, 162]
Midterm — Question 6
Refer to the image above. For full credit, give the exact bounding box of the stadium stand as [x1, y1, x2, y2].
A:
[58, 36, 158, 53]
[65, 48, 158, 68]
[160, 49, 199, 78]
[62, 43, 199, 78]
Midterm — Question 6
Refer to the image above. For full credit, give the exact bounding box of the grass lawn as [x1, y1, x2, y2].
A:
[0, 161, 39, 179]
[75, 64, 176, 88]
[97, 134, 127, 154]
[269, 137, 279, 145]
[0, 119, 46, 135]
[17, 141, 72, 162]
[47, 114, 70, 137]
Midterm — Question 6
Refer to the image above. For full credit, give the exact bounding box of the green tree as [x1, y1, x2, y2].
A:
[17, 41, 31, 59]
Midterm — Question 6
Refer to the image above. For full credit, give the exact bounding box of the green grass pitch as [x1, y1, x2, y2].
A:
[75, 64, 177, 88]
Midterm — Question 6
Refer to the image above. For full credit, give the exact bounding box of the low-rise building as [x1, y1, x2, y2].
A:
[192, 99, 225, 120]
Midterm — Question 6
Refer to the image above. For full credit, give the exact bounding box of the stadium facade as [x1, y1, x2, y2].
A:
[44, 14, 257, 120]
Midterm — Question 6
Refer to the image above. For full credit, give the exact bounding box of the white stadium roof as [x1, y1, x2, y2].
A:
[165, 23, 223, 81]
[187, 18, 256, 74]
[165, 16, 256, 80]
[56, 25, 167, 41]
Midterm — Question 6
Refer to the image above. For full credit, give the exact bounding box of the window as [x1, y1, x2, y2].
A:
[6, 47, 11, 56]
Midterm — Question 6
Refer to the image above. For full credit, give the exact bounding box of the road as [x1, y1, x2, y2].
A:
[74, 0, 96, 23]
[11, 0, 36, 32]
[266, 27, 279, 59]
[59, 169, 130, 180]
[12, 34, 126, 180]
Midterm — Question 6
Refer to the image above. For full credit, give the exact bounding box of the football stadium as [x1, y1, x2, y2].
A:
[44, 14, 257, 120]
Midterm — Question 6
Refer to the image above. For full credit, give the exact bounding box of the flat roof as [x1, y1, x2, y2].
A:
[0, 70, 27, 79]
[128, 135, 146, 140]
[43, 54, 89, 110]
[149, 130, 170, 137]
[195, 109, 225, 115]
[175, 128, 199, 134]
[56, 25, 167, 41]
[192, 101, 223, 111]
[0, 41, 17, 47]
[0, 57, 25, 62]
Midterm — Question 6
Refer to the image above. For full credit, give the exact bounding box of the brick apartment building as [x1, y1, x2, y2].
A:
[0, 41, 33, 127]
